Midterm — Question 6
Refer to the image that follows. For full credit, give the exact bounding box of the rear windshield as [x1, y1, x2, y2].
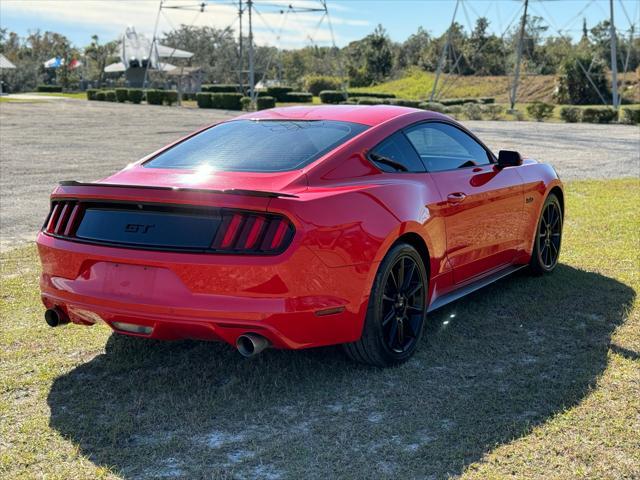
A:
[144, 119, 369, 172]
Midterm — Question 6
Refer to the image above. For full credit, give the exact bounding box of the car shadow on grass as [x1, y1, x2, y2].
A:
[48, 265, 635, 479]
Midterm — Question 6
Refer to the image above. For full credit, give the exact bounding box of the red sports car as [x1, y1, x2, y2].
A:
[37, 105, 563, 366]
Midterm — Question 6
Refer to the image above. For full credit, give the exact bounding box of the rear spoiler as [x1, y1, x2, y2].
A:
[58, 180, 298, 199]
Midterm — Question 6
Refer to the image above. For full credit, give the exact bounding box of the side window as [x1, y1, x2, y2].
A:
[368, 132, 426, 173]
[404, 122, 491, 172]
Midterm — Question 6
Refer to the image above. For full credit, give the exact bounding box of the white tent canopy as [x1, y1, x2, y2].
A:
[0, 54, 16, 69]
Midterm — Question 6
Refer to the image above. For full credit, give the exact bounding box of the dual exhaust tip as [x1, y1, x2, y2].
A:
[45, 309, 269, 357]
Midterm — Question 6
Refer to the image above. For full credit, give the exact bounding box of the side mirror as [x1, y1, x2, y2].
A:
[497, 150, 523, 168]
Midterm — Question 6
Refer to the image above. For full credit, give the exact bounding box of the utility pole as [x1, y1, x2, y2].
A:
[430, 0, 459, 101]
[510, 0, 528, 111]
[238, 0, 244, 92]
[247, 0, 255, 107]
[609, 0, 619, 108]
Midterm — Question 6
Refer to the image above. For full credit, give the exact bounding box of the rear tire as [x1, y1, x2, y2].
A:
[343, 243, 428, 367]
[529, 193, 563, 275]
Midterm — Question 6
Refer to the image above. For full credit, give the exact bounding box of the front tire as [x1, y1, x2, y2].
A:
[343, 243, 428, 367]
[529, 193, 563, 275]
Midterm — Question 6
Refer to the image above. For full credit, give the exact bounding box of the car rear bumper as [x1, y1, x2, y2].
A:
[37, 232, 373, 349]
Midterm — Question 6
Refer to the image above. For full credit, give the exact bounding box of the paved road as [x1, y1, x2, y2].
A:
[1, 99, 638, 250]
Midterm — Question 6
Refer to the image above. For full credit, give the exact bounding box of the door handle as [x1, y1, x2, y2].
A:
[447, 192, 467, 204]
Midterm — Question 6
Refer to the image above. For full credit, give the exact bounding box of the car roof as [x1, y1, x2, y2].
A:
[232, 105, 447, 127]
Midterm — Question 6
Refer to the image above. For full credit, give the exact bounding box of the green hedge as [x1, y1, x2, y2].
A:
[348, 91, 395, 99]
[581, 107, 618, 124]
[240, 96, 252, 111]
[95, 91, 106, 101]
[128, 89, 144, 104]
[86, 89, 98, 101]
[202, 84, 239, 93]
[164, 90, 178, 106]
[463, 103, 483, 120]
[560, 106, 581, 123]
[265, 86, 294, 102]
[211, 92, 243, 110]
[526, 101, 555, 121]
[419, 102, 446, 113]
[387, 98, 422, 108]
[115, 88, 128, 103]
[145, 89, 164, 105]
[256, 96, 276, 110]
[357, 97, 384, 105]
[620, 107, 640, 125]
[319, 90, 347, 104]
[284, 92, 313, 103]
[303, 75, 341, 96]
[439, 97, 486, 106]
[36, 85, 62, 93]
[196, 93, 212, 108]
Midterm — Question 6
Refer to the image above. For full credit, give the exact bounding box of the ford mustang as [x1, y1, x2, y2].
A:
[37, 105, 563, 366]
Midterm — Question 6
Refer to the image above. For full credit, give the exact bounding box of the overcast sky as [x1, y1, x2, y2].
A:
[1, 0, 638, 49]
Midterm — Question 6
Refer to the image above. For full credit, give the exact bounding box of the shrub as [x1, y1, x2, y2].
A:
[36, 85, 62, 93]
[256, 96, 276, 110]
[202, 84, 239, 93]
[145, 89, 164, 105]
[86, 89, 98, 101]
[104, 90, 117, 102]
[303, 75, 341, 96]
[620, 107, 640, 125]
[387, 98, 421, 108]
[559, 106, 581, 123]
[479, 97, 495, 104]
[483, 104, 504, 120]
[341, 100, 358, 105]
[581, 107, 618, 124]
[463, 102, 483, 120]
[196, 92, 212, 108]
[356, 97, 384, 105]
[265, 86, 293, 102]
[164, 90, 178, 106]
[418, 102, 446, 113]
[555, 53, 610, 105]
[440, 97, 480, 106]
[210, 92, 243, 110]
[128, 89, 144, 104]
[347, 91, 395, 99]
[319, 90, 347, 104]
[444, 105, 462, 118]
[115, 88, 128, 103]
[284, 92, 313, 103]
[526, 101, 555, 121]
[95, 91, 106, 101]
[240, 96, 252, 111]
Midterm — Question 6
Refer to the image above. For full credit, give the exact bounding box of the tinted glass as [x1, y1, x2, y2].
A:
[369, 132, 426, 173]
[145, 120, 369, 172]
[404, 122, 491, 172]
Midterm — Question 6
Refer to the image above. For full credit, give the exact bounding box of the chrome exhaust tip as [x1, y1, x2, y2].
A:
[44, 308, 69, 327]
[236, 333, 270, 357]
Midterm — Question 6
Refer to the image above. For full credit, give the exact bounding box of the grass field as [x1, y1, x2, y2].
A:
[351, 67, 640, 105]
[1, 179, 638, 479]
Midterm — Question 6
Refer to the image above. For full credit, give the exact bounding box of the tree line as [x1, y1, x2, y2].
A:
[1, 16, 638, 97]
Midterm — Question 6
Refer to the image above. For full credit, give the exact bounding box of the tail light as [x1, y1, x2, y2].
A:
[44, 200, 81, 237]
[211, 211, 294, 254]
[43, 200, 294, 255]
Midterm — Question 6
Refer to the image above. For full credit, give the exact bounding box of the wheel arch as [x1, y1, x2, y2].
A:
[549, 185, 564, 216]
[390, 232, 431, 279]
